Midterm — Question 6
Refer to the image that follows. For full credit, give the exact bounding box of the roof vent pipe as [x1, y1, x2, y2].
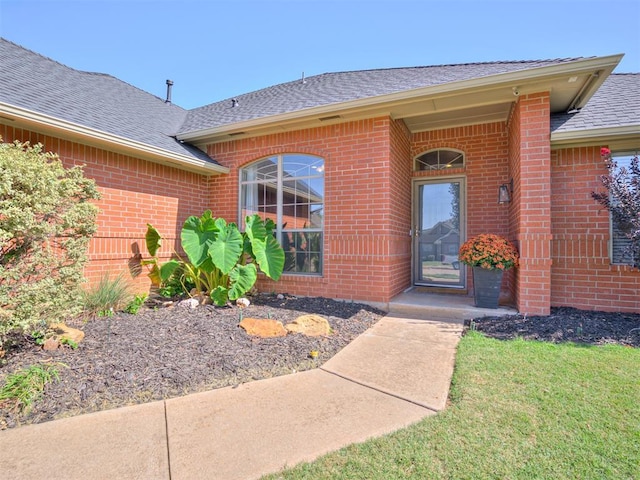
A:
[231, 98, 239, 107]
[165, 79, 174, 104]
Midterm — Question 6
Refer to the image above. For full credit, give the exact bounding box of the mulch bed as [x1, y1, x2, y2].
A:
[2, 297, 639, 431]
[0, 294, 384, 430]
[467, 306, 640, 347]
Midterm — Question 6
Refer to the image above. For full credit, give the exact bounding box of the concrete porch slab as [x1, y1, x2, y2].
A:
[0, 400, 169, 480]
[164, 368, 431, 480]
[389, 290, 517, 319]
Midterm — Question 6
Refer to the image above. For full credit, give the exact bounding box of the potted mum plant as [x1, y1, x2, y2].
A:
[458, 233, 519, 308]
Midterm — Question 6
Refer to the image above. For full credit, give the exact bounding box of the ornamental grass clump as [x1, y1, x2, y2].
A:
[459, 234, 519, 270]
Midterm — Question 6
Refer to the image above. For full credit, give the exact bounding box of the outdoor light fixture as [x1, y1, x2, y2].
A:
[498, 179, 513, 204]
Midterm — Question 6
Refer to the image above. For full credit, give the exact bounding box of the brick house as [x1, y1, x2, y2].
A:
[1, 38, 638, 315]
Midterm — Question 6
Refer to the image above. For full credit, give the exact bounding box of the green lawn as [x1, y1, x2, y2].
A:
[265, 332, 640, 479]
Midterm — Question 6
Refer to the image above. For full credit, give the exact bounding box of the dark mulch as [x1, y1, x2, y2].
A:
[467, 306, 640, 347]
[0, 294, 384, 430]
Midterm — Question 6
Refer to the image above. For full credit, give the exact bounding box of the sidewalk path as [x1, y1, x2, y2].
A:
[0, 313, 463, 480]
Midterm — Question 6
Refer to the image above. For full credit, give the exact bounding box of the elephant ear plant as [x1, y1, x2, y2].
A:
[143, 211, 285, 306]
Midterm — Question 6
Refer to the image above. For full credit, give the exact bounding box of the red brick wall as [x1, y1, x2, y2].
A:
[388, 119, 413, 296]
[551, 146, 640, 312]
[508, 93, 552, 315]
[411, 122, 513, 302]
[0, 124, 210, 292]
[207, 118, 407, 303]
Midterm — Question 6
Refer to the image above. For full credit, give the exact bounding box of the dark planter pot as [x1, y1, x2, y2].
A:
[472, 267, 504, 308]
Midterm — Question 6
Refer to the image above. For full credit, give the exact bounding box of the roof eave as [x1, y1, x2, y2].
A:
[551, 124, 640, 148]
[0, 102, 229, 176]
[177, 54, 624, 143]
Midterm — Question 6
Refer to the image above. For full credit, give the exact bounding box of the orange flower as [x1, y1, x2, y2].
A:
[459, 234, 519, 270]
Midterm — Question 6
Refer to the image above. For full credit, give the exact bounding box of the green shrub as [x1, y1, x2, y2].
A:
[125, 293, 148, 314]
[0, 139, 100, 348]
[0, 363, 62, 413]
[82, 272, 132, 317]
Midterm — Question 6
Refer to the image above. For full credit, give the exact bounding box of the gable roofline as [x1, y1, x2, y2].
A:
[177, 54, 623, 143]
[0, 38, 228, 176]
[0, 101, 229, 175]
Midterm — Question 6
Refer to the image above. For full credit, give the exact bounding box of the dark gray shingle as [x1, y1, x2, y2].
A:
[551, 74, 640, 132]
[179, 58, 587, 134]
[0, 38, 216, 164]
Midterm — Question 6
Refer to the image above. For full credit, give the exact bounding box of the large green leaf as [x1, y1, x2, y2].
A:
[252, 235, 285, 281]
[159, 260, 181, 283]
[245, 214, 267, 242]
[181, 213, 218, 267]
[145, 224, 162, 257]
[209, 223, 243, 275]
[210, 285, 229, 306]
[228, 263, 257, 300]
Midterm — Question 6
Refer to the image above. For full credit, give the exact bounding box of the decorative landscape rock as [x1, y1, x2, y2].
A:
[42, 337, 61, 351]
[236, 297, 251, 308]
[285, 314, 332, 337]
[239, 318, 288, 338]
[49, 323, 85, 344]
[177, 298, 200, 309]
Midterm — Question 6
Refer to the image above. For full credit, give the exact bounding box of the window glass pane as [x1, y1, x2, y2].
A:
[240, 180, 277, 227]
[282, 154, 324, 178]
[241, 157, 278, 182]
[282, 232, 322, 273]
[239, 154, 324, 274]
[611, 153, 637, 265]
[282, 177, 324, 229]
[415, 150, 464, 171]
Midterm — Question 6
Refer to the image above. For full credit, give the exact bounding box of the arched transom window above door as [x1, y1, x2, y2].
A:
[415, 149, 465, 171]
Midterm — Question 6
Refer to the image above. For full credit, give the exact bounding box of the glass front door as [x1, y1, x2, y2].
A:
[414, 179, 465, 288]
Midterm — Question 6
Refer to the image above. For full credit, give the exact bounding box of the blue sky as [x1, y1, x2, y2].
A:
[1, 0, 638, 109]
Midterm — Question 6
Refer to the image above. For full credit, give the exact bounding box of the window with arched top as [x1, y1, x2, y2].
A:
[239, 154, 324, 275]
[415, 149, 465, 171]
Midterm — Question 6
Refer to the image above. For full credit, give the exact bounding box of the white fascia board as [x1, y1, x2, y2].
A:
[0, 102, 229, 175]
[177, 54, 624, 142]
[551, 124, 640, 146]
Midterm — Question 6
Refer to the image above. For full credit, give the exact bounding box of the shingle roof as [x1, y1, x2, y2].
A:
[179, 58, 587, 134]
[551, 73, 640, 133]
[2, 37, 634, 150]
[0, 38, 216, 164]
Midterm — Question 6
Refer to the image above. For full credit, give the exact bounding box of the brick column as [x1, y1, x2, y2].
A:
[514, 93, 552, 315]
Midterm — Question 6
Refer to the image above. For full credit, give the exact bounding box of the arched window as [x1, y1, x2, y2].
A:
[415, 149, 464, 171]
[239, 154, 324, 274]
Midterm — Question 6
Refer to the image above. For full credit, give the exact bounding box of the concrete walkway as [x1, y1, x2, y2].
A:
[0, 312, 464, 480]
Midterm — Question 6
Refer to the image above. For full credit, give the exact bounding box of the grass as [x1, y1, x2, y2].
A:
[265, 332, 640, 479]
[0, 363, 62, 413]
[82, 272, 132, 317]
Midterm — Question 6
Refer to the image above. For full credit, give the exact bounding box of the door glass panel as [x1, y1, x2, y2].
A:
[415, 181, 463, 287]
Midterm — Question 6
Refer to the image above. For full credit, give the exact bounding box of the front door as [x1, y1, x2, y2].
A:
[413, 179, 465, 288]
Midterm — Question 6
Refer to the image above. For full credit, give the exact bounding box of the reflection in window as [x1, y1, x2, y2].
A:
[240, 154, 324, 274]
[609, 152, 638, 266]
[415, 149, 464, 171]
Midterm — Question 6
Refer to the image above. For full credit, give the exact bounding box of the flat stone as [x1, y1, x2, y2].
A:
[42, 338, 60, 351]
[239, 318, 287, 338]
[49, 323, 85, 344]
[285, 314, 331, 337]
